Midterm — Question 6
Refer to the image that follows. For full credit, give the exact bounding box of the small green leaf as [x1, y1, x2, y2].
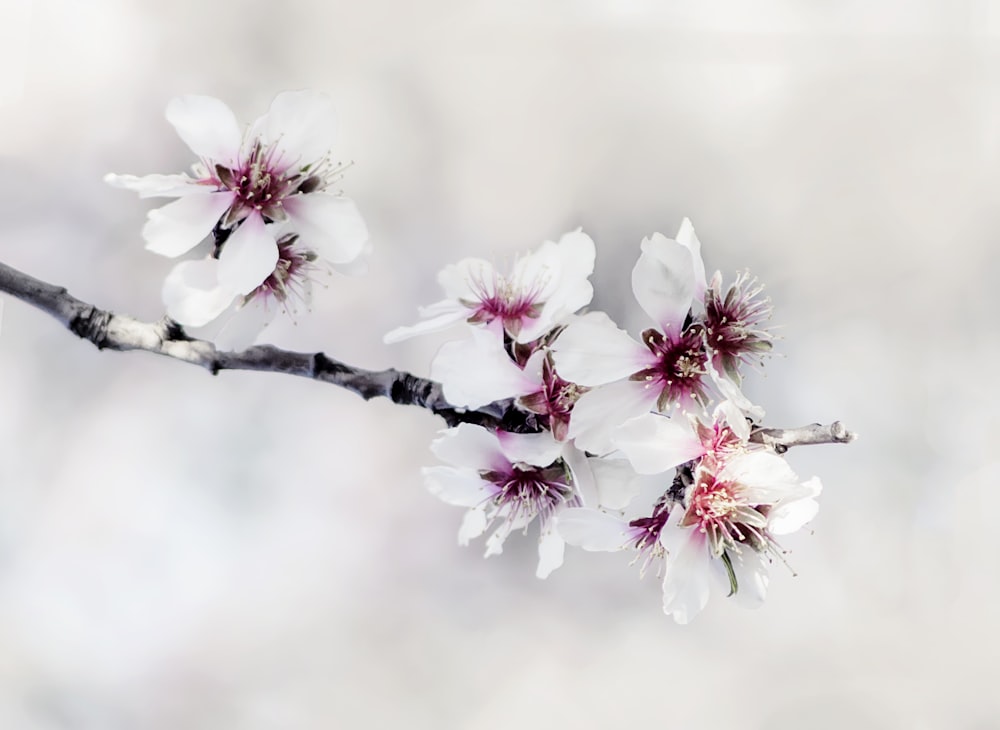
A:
[721, 551, 738, 597]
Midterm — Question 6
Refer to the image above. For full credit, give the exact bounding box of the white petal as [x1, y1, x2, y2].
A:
[484, 520, 517, 556]
[660, 525, 711, 624]
[515, 230, 596, 343]
[104, 172, 203, 198]
[613, 413, 705, 475]
[714, 399, 752, 442]
[259, 90, 337, 167]
[632, 232, 695, 336]
[162, 258, 237, 327]
[283, 194, 368, 264]
[496, 430, 563, 467]
[567, 378, 658, 455]
[802, 475, 823, 499]
[432, 329, 538, 408]
[437, 258, 493, 301]
[429, 423, 506, 471]
[330, 239, 372, 277]
[589, 457, 644, 510]
[625, 473, 676, 520]
[675, 218, 707, 304]
[142, 192, 234, 257]
[422, 466, 492, 508]
[418, 298, 472, 320]
[458, 508, 488, 544]
[383, 304, 468, 344]
[535, 531, 565, 579]
[551, 229, 597, 307]
[768, 478, 822, 535]
[713, 548, 769, 608]
[707, 359, 765, 423]
[718, 451, 800, 502]
[551, 311, 651, 386]
[165, 95, 241, 164]
[563, 446, 598, 506]
[556, 508, 630, 552]
[217, 215, 279, 295]
[213, 296, 278, 352]
[540, 229, 596, 303]
[511, 238, 560, 297]
[768, 498, 819, 535]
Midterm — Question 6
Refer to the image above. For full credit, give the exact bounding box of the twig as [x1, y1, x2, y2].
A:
[0, 260, 514, 429]
[751, 421, 857, 452]
[0, 260, 853, 446]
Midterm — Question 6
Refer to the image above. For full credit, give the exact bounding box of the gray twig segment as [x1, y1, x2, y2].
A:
[751, 421, 857, 453]
[0, 260, 855, 446]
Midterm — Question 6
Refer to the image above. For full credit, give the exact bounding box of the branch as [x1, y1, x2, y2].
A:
[0, 260, 853, 446]
[751, 421, 857, 452]
[0, 260, 530, 430]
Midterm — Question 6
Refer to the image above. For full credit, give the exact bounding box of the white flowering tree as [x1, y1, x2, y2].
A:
[0, 91, 855, 624]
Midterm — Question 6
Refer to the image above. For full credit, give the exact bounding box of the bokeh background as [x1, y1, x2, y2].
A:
[2, 1, 999, 728]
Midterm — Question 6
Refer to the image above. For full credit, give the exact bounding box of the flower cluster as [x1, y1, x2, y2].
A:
[394, 220, 821, 622]
[98, 91, 838, 623]
[106, 91, 369, 349]
[106, 95, 826, 622]
[560, 405, 821, 623]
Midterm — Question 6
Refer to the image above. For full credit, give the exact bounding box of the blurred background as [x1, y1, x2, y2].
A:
[1, 1, 999, 728]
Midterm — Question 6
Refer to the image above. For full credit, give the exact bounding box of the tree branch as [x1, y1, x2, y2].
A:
[0, 260, 854, 446]
[0, 260, 514, 429]
[751, 421, 857, 452]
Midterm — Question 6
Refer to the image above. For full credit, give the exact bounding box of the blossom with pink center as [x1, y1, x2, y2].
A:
[658, 451, 822, 623]
[160, 229, 329, 350]
[106, 91, 369, 310]
[611, 400, 751, 476]
[703, 270, 774, 382]
[558, 495, 675, 578]
[551, 220, 711, 453]
[631, 324, 711, 412]
[384, 230, 596, 345]
[428, 325, 587, 438]
[560, 414, 821, 623]
[556, 457, 677, 577]
[516, 354, 589, 441]
[422, 423, 592, 578]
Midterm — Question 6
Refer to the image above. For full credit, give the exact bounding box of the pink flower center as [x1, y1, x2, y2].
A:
[248, 235, 319, 309]
[690, 477, 738, 522]
[704, 271, 773, 375]
[211, 141, 325, 227]
[626, 497, 671, 576]
[465, 271, 545, 338]
[517, 357, 586, 441]
[694, 419, 744, 468]
[680, 471, 767, 557]
[479, 462, 578, 527]
[633, 325, 709, 411]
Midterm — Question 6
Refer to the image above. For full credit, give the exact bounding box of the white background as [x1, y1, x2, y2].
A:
[1, 1, 998, 728]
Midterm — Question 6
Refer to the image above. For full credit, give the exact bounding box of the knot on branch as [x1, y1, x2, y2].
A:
[159, 317, 189, 343]
[69, 306, 113, 348]
[391, 372, 438, 408]
[313, 352, 351, 377]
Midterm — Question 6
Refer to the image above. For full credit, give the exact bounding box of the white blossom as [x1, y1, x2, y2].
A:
[659, 451, 822, 623]
[551, 242, 705, 450]
[384, 230, 596, 345]
[107, 91, 368, 327]
[422, 424, 592, 578]
[552, 220, 754, 454]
